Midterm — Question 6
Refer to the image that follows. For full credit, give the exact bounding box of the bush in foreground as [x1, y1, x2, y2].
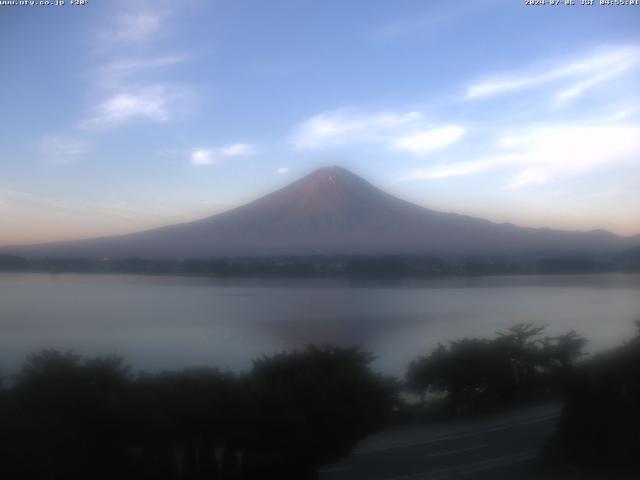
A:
[0, 346, 396, 480]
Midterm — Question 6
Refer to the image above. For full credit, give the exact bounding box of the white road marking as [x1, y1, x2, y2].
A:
[354, 413, 558, 455]
[318, 466, 352, 474]
[423, 443, 487, 459]
[384, 449, 538, 480]
[432, 449, 538, 479]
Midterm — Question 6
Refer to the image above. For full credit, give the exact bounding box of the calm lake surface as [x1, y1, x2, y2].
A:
[1, 273, 639, 376]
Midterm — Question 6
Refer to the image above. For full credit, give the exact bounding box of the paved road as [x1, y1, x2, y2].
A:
[318, 404, 561, 480]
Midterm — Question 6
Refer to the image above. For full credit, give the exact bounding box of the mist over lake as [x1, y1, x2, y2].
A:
[1, 272, 638, 377]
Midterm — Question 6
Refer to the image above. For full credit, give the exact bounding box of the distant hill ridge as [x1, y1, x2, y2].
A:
[3, 166, 638, 259]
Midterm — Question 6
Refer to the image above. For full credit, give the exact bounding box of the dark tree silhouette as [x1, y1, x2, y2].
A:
[0, 254, 28, 271]
[0, 345, 395, 480]
[127, 367, 242, 480]
[406, 323, 587, 415]
[4, 350, 132, 479]
[242, 345, 396, 479]
[554, 321, 640, 474]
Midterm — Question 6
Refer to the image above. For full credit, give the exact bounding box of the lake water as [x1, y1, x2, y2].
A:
[1, 273, 639, 377]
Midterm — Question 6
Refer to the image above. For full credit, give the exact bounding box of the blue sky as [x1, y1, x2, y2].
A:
[1, 0, 639, 245]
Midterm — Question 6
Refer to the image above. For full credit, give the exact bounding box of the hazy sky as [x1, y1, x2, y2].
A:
[1, 0, 639, 245]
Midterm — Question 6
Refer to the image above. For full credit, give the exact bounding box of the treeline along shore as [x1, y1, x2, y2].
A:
[1, 322, 639, 479]
[1, 251, 639, 277]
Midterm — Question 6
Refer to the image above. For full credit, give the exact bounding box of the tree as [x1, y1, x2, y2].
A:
[125, 367, 242, 480]
[407, 323, 587, 415]
[5, 351, 132, 479]
[0, 346, 396, 480]
[243, 345, 396, 479]
[555, 322, 640, 473]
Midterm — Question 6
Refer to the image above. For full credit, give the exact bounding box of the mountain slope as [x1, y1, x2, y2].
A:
[3, 166, 637, 259]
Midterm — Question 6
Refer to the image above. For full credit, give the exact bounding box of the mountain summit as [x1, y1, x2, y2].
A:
[4, 167, 636, 259]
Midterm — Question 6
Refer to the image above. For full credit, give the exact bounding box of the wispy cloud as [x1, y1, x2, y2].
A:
[372, 1, 487, 41]
[292, 110, 423, 149]
[373, 11, 454, 41]
[219, 144, 253, 157]
[291, 109, 464, 155]
[115, 11, 163, 43]
[190, 143, 254, 166]
[276, 167, 290, 174]
[393, 126, 465, 155]
[96, 55, 191, 88]
[97, 7, 168, 48]
[607, 107, 637, 122]
[190, 149, 214, 165]
[80, 2, 194, 132]
[0, 186, 174, 222]
[0, 188, 32, 204]
[81, 85, 192, 130]
[465, 46, 640, 101]
[400, 123, 640, 188]
[39, 136, 92, 164]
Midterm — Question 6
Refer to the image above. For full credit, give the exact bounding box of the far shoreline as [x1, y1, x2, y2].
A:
[1, 252, 638, 279]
